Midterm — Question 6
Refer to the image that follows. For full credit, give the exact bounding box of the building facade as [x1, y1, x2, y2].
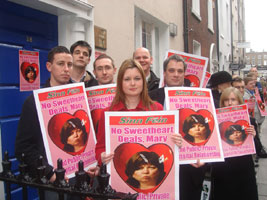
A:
[184, 0, 219, 73]
[245, 50, 267, 77]
[87, 0, 184, 77]
[0, 0, 248, 199]
[217, 0, 232, 72]
[230, 0, 246, 75]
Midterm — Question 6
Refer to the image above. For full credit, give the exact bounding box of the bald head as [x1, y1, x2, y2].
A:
[133, 47, 153, 77]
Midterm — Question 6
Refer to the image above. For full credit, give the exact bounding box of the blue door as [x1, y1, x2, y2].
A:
[0, 0, 58, 199]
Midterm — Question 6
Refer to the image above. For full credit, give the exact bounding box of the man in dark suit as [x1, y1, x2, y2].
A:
[149, 54, 205, 200]
[149, 54, 191, 105]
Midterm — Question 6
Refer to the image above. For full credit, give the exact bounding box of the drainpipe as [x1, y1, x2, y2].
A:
[183, 0, 189, 53]
[215, 0, 220, 71]
[230, 0, 234, 74]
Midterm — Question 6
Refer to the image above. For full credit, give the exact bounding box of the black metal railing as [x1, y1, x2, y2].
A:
[0, 151, 138, 200]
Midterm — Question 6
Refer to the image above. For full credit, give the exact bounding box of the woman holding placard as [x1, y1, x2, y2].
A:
[212, 87, 258, 200]
[95, 59, 182, 165]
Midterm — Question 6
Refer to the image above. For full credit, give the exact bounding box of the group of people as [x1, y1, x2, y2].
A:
[15, 40, 264, 200]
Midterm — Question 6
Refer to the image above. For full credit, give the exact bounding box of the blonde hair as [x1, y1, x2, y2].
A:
[110, 59, 154, 110]
[220, 87, 244, 108]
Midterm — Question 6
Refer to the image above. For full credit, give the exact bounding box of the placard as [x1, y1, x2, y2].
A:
[159, 50, 209, 88]
[216, 104, 255, 158]
[255, 87, 267, 116]
[86, 84, 116, 133]
[105, 111, 179, 200]
[19, 50, 40, 91]
[263, 87, 267, 106]
[202, 71, 211, 88]
[165, 87, 224, 164]
[244, 98, 256, 118]
[34, 82, 97, 178]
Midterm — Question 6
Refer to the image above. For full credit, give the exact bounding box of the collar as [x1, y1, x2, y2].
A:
[111, 100, 146, 111]
[245, 88, 255, 95]
[146, 71, 151, 82]
[70, 71, 87, 83]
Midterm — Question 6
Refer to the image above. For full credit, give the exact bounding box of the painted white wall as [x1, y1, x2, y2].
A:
[87, 0, 184, 77]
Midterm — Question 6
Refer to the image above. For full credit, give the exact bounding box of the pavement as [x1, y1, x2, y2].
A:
[256, 121, 267, 200]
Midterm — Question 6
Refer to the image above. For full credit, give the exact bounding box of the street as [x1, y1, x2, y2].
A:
[256, 120, 267, 200]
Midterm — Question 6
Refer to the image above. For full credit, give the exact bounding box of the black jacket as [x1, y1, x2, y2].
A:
[149, 78, 191, 106]
[15, 79, 54, 179]
[149, 79, 207, 200]
[211, 90, 221, 108]
[147, 70, 160, 91]
[84, 71, 98, 88]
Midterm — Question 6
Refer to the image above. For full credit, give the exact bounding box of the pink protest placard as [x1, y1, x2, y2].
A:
[255, 87, 267, 116]
[160, 50, 208, 88]
[165, 87, 224, 164]
[202, 71, 211, 88]
[34, 83, 97, 178]
[263, 87, 267, 106]
[105, 111, 179, 200]
[86, 84, 116, 133]
[216, 104, 255, 158]
[244, 98, 256, 118]
[19, 50, 40, 91]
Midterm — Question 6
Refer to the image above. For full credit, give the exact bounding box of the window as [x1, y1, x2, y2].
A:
[193, 40, 201, 56]
[252, 58, 255, 65]
[134, 6, 168, 77]
[264, 55, 267, 59]
[207, 0, 214, 32]
[258, 55, 262, 60]
[142, 21, 152, 54]
[192, 0, 201, 20]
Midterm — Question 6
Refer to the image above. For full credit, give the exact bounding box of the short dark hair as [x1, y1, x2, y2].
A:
[70, 40, 92, 57]
[60, 118, 87, 152]
[47, 46, 70, 63]
[225, 124, 246, 145]
[163, 54, 187, 72]
[232, 77, 243, 84]
[244, 76, 254, 85]
[183, 114, 211, 143]
[125, 151, 165, 188]
[93, 54, 115, 70]
[25, 66, 37, 81]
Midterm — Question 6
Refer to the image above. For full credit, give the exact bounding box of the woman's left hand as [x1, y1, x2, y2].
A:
[171, 133, 183, 148]
[246, 125, 256, 137]
[190, 159, 205, 168]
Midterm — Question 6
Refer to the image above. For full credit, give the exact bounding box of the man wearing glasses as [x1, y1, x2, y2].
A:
[232, 76, 267, 159]
[232, 77, 245, 96]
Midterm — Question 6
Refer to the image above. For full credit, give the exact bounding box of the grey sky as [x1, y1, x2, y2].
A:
[245, 0, 267, 52]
